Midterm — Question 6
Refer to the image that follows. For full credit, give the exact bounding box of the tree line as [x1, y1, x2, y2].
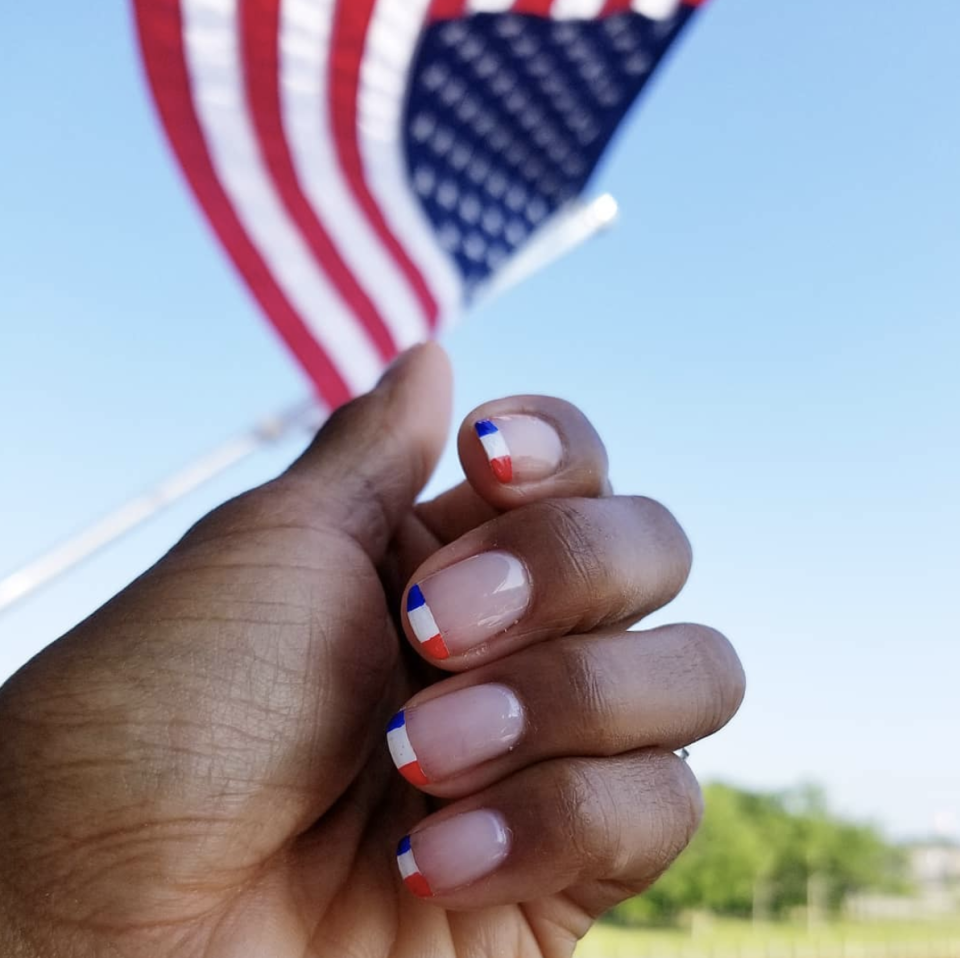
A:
[610, 783, 907, 926]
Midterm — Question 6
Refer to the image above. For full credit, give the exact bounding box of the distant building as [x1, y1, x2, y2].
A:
[910, 841, 960, 889]
[846, 840, 960, 920]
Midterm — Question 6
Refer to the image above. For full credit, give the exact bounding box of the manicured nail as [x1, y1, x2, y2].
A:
[474, 416, 563, 484]
[387, 685, 524, 785]
[406, 552, 530, 658]
[386, 710, 430, 786]
[406, 583, 449, 659]
[397, 810, 511, 897]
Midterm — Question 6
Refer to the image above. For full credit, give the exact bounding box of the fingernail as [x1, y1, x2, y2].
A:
[474, 416, 562, 484]
[387, 685, 524, 785]
[406, 552, 530, 658]
[397, 810, 511, 897]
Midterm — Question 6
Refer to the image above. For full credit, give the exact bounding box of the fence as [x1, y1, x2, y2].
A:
[576, 926, 960, 958]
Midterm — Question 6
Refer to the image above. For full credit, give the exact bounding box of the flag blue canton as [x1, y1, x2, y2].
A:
[403, 10, 696, 293]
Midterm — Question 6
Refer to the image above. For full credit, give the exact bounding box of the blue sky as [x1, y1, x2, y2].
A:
[1, 1, 958, 839]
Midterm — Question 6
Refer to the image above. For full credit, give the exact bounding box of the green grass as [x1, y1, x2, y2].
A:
[575, 918, 960, 958]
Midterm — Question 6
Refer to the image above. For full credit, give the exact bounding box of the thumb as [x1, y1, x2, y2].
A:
[283, 342, 452, 558]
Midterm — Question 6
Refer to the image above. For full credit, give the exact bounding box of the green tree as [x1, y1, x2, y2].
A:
[608, 782, 906, 927]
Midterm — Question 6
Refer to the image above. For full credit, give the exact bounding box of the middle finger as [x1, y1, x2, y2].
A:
[402, 495, 692, 667]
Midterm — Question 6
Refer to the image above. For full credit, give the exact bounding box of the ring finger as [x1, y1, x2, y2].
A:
[387, 623, 744, 795]
[394, 749, 702, 910]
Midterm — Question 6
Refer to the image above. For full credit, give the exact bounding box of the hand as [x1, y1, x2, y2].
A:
[0, 345, 744, 958]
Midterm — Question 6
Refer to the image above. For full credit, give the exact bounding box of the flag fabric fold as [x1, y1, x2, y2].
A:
[134, 0, 706, 406]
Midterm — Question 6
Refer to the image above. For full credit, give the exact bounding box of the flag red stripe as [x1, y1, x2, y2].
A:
[428, 0, 466, 21]
[240, 0, 397, 362]
[131, 0, 351, 405]
[329, 0, 440, 331]
[602, 0, 708, 11]
[432, 0, 706, 19]
[511, 0, 555, 14]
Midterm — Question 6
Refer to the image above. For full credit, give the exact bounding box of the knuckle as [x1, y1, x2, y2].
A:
[557, 645, 622, 754]
[681, 624, 747, 735]
[552, 762, 623, 878]
[628, 496, 693, 585]
[534, 499, 606, 603]
[642, 752, 704, 874]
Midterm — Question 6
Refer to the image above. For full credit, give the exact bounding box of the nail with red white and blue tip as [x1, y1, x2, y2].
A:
[474, 419, 513, 483]
[396, 834, 433, 898]
[386, 709, 430, 786]
[406, 583, 449, 660]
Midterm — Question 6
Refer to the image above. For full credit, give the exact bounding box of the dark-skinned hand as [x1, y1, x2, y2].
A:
[0, 345, 744, 958]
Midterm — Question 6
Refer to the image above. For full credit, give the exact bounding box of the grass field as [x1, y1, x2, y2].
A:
[575, 918, 960, 958]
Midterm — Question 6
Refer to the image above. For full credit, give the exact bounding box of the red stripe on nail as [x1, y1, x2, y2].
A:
[403, 872, 433, 898]
[423, 633, 450, 659]
[399, 760, 430, 786]
[490, 456, 513, 483]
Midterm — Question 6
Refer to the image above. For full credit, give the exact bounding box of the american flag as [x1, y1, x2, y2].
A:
[134, 0, 706, 409]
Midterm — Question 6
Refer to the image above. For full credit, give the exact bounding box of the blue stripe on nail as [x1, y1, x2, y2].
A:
[407, 584, 426, 611]
[397, 835, 412, 856]
[474, 419, 498, 438]
[386, 710, 406, 732]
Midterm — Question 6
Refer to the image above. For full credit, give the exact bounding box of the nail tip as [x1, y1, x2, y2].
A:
[403, 872, 434, 898]
[397, 834, 434, 898]
[475, 419, 512, 480]
[387, 711, 424, 780]
[491, 456, 513, 483]
[399, 760, 431, 787]
[423, 634, 450, 660]
[407, 584, 426, 611]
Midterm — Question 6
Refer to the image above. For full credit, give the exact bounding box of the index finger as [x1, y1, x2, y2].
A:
[460, 396, 611, 505]
[417, 396, 611, 544]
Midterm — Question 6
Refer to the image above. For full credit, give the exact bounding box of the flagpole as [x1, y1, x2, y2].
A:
[0, 401, 324, 613]
[0, 195, 618, 615]
[475, 193, 619, 302]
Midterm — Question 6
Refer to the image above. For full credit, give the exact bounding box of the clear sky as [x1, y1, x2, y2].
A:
[1, 1, 958, 840]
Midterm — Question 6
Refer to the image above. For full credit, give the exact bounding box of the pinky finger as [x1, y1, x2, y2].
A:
[394, 749, 701, 911]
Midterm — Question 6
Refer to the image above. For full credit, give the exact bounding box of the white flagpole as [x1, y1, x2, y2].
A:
[475, 193, 619, 302]
[0, 401, 324, 613]
[0, 195, 618, 615]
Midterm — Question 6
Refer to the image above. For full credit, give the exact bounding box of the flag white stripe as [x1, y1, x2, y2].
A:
[631, 0, 682, 21]
[181, 0, 382, 395]
[551, 0, 606, 18]
[468, 0, 513, 11]
[278, 0, 430, 349]
[358, 0, 464, 329]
